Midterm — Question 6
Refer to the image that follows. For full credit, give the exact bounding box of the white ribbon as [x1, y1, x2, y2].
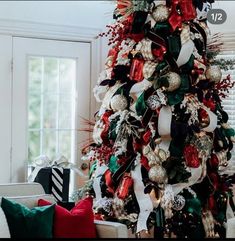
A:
[171, 165, 203, 195]
[28, 155, 87, 182]
[93, 163, 108, 201]
[131, 154, 153, 233]
[203, 108, 217, 132]
[158, 106, 172, 136]
[176, 40, 194, 67]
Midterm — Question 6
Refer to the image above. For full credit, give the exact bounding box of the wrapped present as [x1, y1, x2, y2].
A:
[34, 167, 70, 202]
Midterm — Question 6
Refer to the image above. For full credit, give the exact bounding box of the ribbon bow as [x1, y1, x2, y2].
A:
[28, 155, 87, 182]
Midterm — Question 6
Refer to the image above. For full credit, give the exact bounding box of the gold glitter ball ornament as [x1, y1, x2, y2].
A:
[110, 94, 128, 111]
[148, 165, 167, 183]
[166, 72, 181, 92]
[205, 65, 222, 83]
[152, 4, 170, 23]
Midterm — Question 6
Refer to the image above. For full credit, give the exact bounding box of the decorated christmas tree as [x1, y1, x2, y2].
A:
[81, 0, 235, 238]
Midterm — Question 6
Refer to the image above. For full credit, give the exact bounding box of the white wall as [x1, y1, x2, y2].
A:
[0, 1, 114, 30]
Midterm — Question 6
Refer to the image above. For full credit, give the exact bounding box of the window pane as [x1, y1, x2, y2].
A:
[44, 58, 58, 93]
[43, 130, 56, 159]
[28, 93, 41, 129]
[43, 94, 57, 129]
[28, 131, 40, 163]
[59, 94, 72, 129]
[60, 59, 76, 93]
[28, 57, 42, 93]
[58, 131, 71, 161]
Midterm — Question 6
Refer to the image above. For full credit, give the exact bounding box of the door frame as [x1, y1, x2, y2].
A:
[0, 19, 102, 182]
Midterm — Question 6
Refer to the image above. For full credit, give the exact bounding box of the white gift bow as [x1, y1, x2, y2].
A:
[28, 155, 87, 182]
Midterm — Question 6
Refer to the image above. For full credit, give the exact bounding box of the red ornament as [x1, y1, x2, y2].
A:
[117, 173, 133, 200]
[183, 144, 200, 168]
[129, 57, 144, 82]
[203, 99, 216, 112]
[104, 169, 114, 195]
[152, 46, 166, 61]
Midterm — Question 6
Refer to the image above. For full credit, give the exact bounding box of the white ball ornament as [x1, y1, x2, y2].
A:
[148, 165, 167, 183]
[152, 4, 170, 23]
[205, 65, 222, 83]
[166, 72, 181, 92]
[110, 94, 128, 112]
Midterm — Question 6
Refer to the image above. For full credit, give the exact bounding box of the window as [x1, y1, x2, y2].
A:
[27, 56, 76, 164]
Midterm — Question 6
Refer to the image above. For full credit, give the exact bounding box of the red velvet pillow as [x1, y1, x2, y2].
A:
[38, 197, 96, 238]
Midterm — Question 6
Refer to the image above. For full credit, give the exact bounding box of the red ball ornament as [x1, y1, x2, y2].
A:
[183, 144, 200, 168]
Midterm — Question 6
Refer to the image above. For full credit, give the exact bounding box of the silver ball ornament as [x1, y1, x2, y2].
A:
[148, 165, 167, 183]
[146, 95, 161, 110]
[166, 72, 181, 92]
[205, 65, 222, 83]
[110, 94, 128, 111]
[152, 4, 170, 22]
[172, 195, 186, 211]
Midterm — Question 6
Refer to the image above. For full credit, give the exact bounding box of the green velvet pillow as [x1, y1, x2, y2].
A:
[1, 197, 54, 238]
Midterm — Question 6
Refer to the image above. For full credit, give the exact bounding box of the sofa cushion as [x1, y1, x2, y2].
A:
[1, 197, 54, 238]
[38, 197, 96, 238]
[0, 207, 10, 238]
[0, 194, 55, 208]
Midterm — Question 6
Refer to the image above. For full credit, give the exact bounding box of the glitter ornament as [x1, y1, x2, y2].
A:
[110, 94, 128, 111]
[148, 165, 167, 183]
[146, 95, 161, 110]
[206, 65, 222, 83]
[172, 195, 186, 211]
[152, 4, 170, 23]
[166, 72, 181, 92]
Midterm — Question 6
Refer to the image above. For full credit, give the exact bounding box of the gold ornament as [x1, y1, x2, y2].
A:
[166, 72, 181, 92]
[110, 94, 128, 111]
[148, 165, 167, 183]
[205, 65, 222, 83]
[152, 4, 170, 23]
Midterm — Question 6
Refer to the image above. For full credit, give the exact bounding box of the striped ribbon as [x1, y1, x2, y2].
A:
[51, 167, 64, 202]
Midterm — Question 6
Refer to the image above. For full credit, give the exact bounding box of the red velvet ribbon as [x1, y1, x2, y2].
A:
[117, 173, 133, 200]
[169, 0, 196, 31]
[140, 156, 150, 171]
[142, 129, 152, 144]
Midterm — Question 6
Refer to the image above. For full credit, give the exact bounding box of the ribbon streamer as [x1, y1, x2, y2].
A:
[171, 165, 203, 195]
[131, 154, 153, 233]
[93, 163, 109, 201]
[203, 108, 217, 132]
[177, 24, 195, 67]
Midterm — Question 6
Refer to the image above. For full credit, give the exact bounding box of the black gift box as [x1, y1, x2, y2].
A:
[34, 167, 70, 202]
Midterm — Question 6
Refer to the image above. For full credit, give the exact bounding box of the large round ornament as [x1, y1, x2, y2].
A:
[152, 4, 170, 22]
[148, 165, 167, 183]
[166, 72, 181, 92]
[110, 94, 128, 111]
[146, 95, 161, 110]
[172, 195, 186, 211]
[205, 65, 222, 83]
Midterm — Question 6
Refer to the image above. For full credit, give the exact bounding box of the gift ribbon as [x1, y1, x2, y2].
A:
[28, 155, 87, 183]
[131, 154, 153, 233]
